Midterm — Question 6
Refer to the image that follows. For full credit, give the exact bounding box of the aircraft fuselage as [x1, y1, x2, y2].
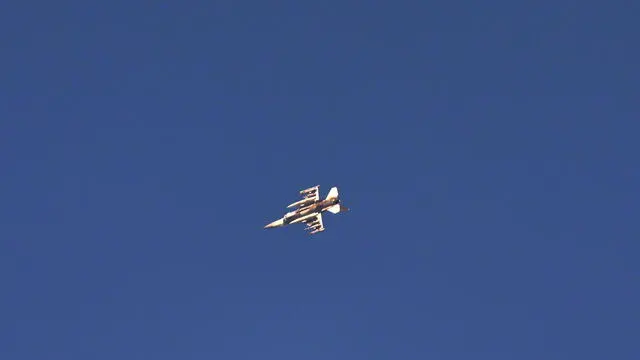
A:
[283, 197, 339, 224]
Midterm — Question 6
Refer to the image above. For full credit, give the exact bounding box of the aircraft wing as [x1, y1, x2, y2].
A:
[299, 185, 319, 202]
[302, 212, 325, 234]
[286, 186, 320, 209]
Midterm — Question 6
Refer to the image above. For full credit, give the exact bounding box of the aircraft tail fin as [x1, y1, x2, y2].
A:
[325, 186, 339, 200]
[325, 187, 348, 214]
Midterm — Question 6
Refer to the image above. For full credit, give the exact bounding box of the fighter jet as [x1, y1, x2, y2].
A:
[264, 185, 349, 234]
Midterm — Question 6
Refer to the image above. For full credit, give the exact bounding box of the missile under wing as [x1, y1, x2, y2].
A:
[287, 185, 320, 209]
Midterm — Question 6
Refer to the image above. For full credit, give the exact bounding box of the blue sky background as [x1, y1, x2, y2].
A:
[2, 1, 638, 359]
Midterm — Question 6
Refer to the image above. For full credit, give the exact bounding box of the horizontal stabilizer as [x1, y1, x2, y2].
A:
[326, 204, 341, 214]
[325, 187, 339, 200]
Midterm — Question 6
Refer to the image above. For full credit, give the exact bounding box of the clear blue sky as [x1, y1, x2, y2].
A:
[2, 1, 638, 359]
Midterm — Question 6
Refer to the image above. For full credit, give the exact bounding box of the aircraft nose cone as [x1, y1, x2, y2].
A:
[264, 219, 284, 228]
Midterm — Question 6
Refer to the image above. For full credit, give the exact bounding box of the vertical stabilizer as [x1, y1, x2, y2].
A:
[325, 187, 339, 200]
